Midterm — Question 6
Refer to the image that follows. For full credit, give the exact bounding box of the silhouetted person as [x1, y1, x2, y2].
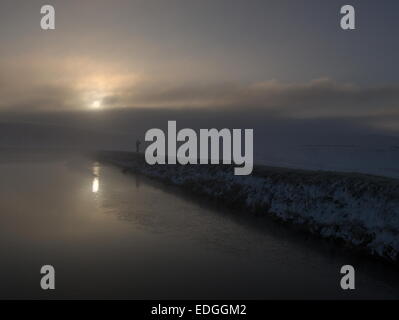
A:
[136, 139, 141, 153]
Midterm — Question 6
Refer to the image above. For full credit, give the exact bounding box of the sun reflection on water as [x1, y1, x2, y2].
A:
[92, 177, 99, 193]
[92, 163, 100, 194]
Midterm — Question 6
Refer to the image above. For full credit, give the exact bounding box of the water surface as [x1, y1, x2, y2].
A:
[0, 152, 399, 299]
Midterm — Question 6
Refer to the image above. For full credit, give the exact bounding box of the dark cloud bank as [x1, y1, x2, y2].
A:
[1, 77, 399, 177]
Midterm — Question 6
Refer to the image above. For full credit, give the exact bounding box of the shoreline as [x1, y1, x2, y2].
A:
[96, 150, 399, 263]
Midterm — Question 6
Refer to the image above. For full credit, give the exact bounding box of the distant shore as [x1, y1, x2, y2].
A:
[96, 150, 399, 263]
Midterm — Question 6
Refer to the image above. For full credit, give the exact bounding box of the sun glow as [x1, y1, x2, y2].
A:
[91, 100, 102, 109]
[69, 59, 140, 111]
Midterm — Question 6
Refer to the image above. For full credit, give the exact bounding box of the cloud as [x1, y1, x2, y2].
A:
[1, 54, 399, 133]
[118, 78, 399, 119]
[0, 55, 140, 112]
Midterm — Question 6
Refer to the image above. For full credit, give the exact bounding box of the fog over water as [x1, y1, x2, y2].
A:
[2, 106, 399, 178]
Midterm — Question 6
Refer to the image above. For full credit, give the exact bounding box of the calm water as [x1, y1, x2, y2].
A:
[0, 152, 399, 299]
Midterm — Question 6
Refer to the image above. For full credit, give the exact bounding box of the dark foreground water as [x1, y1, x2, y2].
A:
[0, 152, 399, 299]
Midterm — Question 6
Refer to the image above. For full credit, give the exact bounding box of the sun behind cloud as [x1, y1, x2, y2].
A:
[90, 100, 102, 110]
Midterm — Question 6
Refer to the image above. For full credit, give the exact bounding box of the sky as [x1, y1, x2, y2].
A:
[1, 0, 399, 144]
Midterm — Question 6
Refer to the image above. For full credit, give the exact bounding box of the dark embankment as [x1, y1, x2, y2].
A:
[96, 150, 399, 262]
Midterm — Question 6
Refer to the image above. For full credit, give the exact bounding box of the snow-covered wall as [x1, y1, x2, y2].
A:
[97, 151, 399, 262]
